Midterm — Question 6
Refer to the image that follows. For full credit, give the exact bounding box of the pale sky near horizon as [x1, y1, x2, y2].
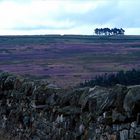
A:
[0, 0, 140, 35]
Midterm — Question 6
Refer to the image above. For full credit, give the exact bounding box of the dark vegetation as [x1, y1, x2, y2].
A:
[80, 69, 140, 87]
[94, 28, 125, 35]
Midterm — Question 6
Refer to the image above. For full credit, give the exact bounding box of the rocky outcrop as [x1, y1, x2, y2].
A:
[0, 72, 140, 140]
[124, 85, 140, 118]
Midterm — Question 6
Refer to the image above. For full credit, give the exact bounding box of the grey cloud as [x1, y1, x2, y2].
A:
[11, 24, 76, 31]
[53, 0, 140, 28]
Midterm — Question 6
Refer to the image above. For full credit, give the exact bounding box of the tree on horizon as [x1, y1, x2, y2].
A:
[94, 28, 125, 35]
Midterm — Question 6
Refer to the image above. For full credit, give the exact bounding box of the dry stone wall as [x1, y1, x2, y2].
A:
[0, 72, 140, 140]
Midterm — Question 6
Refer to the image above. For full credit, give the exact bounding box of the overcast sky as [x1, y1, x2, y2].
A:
[0, 0, 140, 35]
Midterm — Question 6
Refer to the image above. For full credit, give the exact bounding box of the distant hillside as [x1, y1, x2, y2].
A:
[1, 35, 140, 44]
[0, 35, 140, 87]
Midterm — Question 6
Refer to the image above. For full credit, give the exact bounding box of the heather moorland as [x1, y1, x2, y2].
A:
[0, 35, 140, 87]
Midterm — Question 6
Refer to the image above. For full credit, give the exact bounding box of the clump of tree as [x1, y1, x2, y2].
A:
[94, 28, 125, 36]
[80, 69, 140, 87]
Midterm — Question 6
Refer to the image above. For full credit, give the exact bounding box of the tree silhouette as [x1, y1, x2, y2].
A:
[94, 28, 125, 36]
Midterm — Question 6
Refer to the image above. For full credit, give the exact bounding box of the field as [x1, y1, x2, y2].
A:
[0, 35, 140, 87]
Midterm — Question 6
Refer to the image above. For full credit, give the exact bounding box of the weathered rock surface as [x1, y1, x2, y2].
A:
[124, 85, 140, 118]
[0, 72, 140, 140]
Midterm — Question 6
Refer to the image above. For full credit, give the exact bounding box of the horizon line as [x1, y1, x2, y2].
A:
[0, 34, 140, 36]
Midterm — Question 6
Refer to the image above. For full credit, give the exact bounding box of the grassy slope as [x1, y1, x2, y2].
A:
[0, 35, 140, 87]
